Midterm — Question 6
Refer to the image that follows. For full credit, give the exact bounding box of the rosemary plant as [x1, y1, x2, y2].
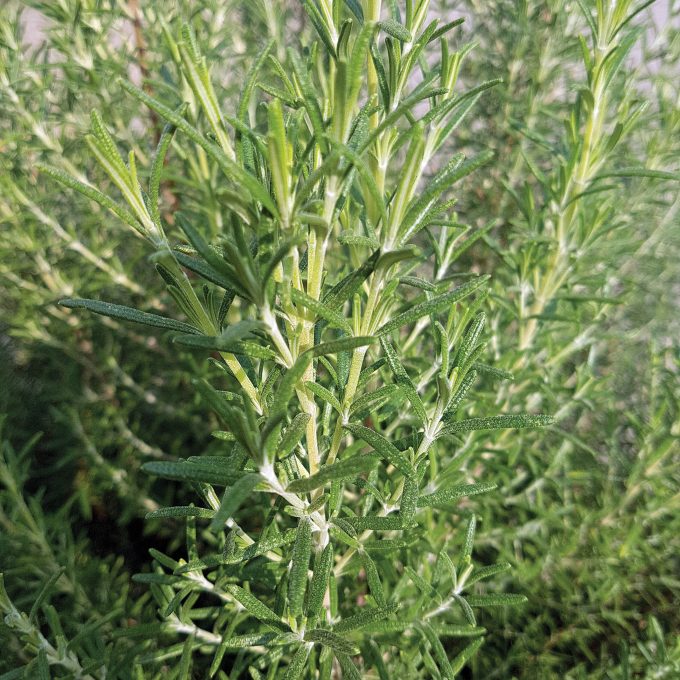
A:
[448, 0, 680, 675]
[2, 1, 677, 678]
[37, 2, 552, 676]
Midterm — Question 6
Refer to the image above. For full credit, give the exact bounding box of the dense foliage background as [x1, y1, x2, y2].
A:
[1, 1, 678, 678]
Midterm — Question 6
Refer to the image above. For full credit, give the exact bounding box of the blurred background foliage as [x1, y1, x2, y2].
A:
[1, 0, 678, 677]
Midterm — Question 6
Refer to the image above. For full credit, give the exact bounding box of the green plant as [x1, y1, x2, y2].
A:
[35, 2, 556, 676]
[446, 0, 680, 675]
[3, 1, 678, 678]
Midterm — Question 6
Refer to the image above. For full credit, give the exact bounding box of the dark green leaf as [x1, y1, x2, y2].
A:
[59, 298, 200, 335]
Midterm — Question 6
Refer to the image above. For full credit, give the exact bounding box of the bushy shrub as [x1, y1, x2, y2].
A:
[1, 1, 677, 678]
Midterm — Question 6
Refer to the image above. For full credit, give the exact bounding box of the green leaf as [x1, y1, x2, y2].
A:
[225, 585, 288, 631]
[305, 381, 343, 413]
[283, 644, 312, 680]
[472, 363, 513, 381]
[29, 569, 64, 624]
[460, 515, 476, 566]
[349, 515, 402, 531]
[379, 19, 412, 42]
[465, 594, 528, 607]
[400, 475, 418, 526]
[334, 603, 399, 633]
[36, 649, 49, 680]
[404, 566, 440, 603]
[448, 222, 495, 265]
[306, 543, 334, 619]
[118, 79, 278, 215]
[335, 652, 362, 680]
[594, 167, 680, 182]
[286, 454, 378, 492]
[271, 353, 313, 417]
[432, 624, 486, 638]
[148, 107, 186, 225]
[419, 622, 454, 679]
[177, 633, 194, 680]
[177, 530, 297, 572]
[347, 22, 378, 108]
[455, 594, 477, 626]
[146, 506, 215, 520]
[288, 518, 312, 618]
[174, 251, 244, 294]
[349, 384, 400, 416]
[444, 369, 477, 417]
[262, 235, 307, 285]
[450, 637, 484, 675]
[429, 18, 466, 42]
[290, 288, 352, 332]
[417, 481, 497, 508]
[305, 629, 359, 656]
[465, 563, 512, 587]
[209, 473, 262, 533]
[59, 298, 200, 335]
[399, 275, 436, 292]
[142, 459, 243, 487]
[343, 423, 412, 476]
[174, 334, 277, 360]
[38, 164, 143, 236]
[301, 0, 337, 58]
[238, 38, 275, 124]
[309, 335, 376, 357]
[380, 336, 427, 424]
[361, 551, 386, 606]
[438, 414, 553, 437]
[177, 214, 256, 299]
[278, 413, 311, 458]
[323, 250, 380, 311]
[338, 233, 380, 249]
[377, 276, 489, 335]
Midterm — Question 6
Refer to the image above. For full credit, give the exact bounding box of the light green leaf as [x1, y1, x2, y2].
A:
[343, 423, 412, 476]
[379, 19, 412, 42]
[118, 79, 278, 215]
[225, 585, 288, 631]
[334, 603, 399, 633]
[466, 594, 528, 607]
[288, 518, 312, 619]
[286, 454, 378, 492]
[417, 481, 497, 508]
[361, 551, 386, 606]
[306, 543, 334, 620]
[305, 381, 343, 413]
[38, 164, 143, 236]
[309, 335, 376, 357]
[290, 287, 352, 331]
[404, 566, 440, 603]
[335, 652, 362, 680]
[380, 336, 427, 424]
[305, 629, 359, 655]
[377, 276, 489, 335]
[278, 413, 311, 458]
[465, 563, 512, 587]
[419, 622, 454, 679]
